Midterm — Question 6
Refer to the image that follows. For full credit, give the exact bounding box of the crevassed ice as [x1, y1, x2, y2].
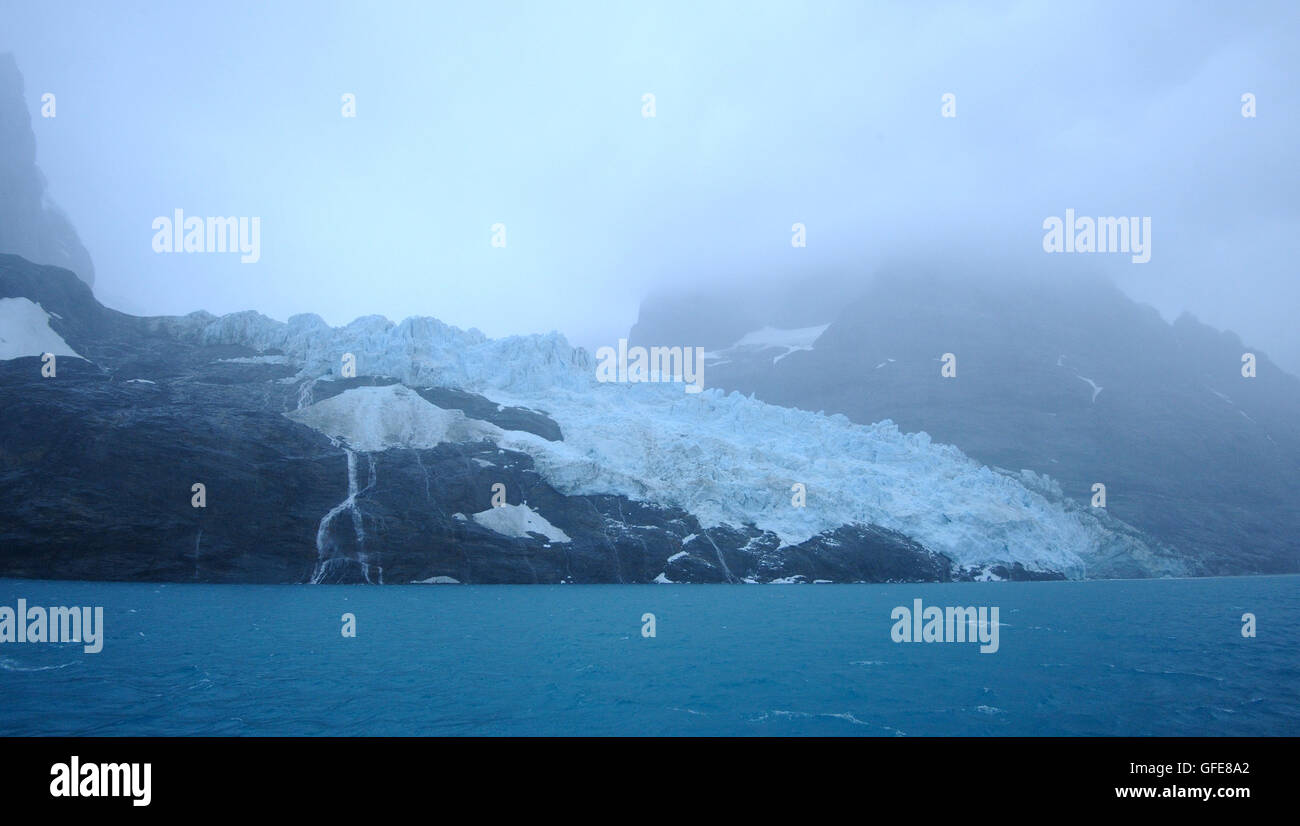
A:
[188, 309, 590, 394]
[192, 308, 1161, 577]
[492, 384, 1134, 576]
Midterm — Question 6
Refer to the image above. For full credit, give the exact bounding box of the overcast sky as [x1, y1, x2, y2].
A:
[3, 0, 1298, 368]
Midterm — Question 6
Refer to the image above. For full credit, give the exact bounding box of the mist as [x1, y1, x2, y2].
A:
[2, 0, 1298, 368]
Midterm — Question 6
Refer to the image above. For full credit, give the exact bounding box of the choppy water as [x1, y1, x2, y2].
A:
[1, 576, 1296, 735]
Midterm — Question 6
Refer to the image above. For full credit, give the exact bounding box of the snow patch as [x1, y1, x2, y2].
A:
[471, 503, 571, 543]
[216, 355, 292, 365]
[1076, 374, 1103, 403]
[285, 384, 498, 451]
[0, 298, 83, 361]
[708, 323, 831, 365]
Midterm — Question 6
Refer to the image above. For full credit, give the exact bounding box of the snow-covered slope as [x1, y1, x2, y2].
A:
[0, 297, 82, 360]
[192, 307, 1177, 579]
[286, 384, 499, 451]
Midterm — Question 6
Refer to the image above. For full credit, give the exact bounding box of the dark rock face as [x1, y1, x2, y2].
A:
[631, 271, 1300, 576]
[0, 256, 953, 584]
[0, 54, 95, 288]
[416, 386, 562, 442]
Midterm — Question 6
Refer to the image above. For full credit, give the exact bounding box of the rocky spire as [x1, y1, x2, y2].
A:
[0, 52, 95, 288]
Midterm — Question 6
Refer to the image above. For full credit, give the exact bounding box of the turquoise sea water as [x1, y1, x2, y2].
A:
[1, 576, 1296, 736]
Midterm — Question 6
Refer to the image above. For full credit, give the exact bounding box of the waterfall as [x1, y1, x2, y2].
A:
[311, 442, 381, 584]
[192, 528, 202, 580]
[296, 376, 319, 410]
[704, 530, 738, 583]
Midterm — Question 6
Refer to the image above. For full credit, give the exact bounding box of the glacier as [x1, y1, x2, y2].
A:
[173, 306, 1180, 579]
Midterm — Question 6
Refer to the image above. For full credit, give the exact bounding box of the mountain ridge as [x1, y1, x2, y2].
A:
[0, 53, 95, 289]
[0, 255, 1187, 583]
[631, 270, 1300, 575]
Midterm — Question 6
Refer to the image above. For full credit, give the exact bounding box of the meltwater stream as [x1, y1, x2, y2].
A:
[311, 445, 381, 585]
[1, 576, 1296, 736]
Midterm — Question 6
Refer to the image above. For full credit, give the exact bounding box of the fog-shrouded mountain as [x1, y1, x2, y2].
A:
[631, 270, 1300, 577]
[0, 255, 1192, 584]
[0, 53, 95, 289]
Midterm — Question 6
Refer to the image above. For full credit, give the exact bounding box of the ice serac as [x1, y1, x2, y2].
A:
[0, 54, 95, 288]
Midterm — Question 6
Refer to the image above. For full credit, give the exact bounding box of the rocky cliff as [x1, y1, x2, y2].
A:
[0, 53, 95, 289]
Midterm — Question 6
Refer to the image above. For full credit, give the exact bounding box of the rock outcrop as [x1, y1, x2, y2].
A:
[0, 53, 95, 288]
